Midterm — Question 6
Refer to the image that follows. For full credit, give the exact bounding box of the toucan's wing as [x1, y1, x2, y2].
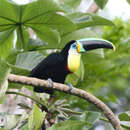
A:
[30, 53, 64, 79]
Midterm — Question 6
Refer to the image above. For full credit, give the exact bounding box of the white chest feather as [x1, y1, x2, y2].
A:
[67, 50, 81, 72]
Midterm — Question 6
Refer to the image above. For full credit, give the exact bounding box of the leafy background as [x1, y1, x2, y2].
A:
[0, 0, 130, 130]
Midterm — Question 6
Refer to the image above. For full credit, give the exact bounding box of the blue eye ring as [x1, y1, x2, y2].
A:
[72, 43, 77, 48]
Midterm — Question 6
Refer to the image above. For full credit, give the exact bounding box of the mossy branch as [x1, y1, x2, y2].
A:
[8, 74, 121, 130]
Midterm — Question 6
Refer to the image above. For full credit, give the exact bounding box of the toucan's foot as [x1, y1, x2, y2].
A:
[67, 83, 74, 92]
[48, 78, 53, 88]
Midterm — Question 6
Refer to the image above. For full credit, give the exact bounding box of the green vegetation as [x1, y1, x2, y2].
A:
[0, 0, 130, 129]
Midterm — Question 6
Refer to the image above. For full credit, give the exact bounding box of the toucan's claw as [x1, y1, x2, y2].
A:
[67, 83, 74, 92]
[48, 78, 53, 88]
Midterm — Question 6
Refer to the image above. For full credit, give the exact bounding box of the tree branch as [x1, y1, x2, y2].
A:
[87, 1, 99, 13]
[8, 74, 121, 130]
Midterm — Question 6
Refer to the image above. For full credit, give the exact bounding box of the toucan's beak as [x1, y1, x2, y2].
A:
[77, 38, 115, 53]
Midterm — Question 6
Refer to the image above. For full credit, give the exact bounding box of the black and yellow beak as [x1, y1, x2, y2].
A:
[76, 38, 115, 53]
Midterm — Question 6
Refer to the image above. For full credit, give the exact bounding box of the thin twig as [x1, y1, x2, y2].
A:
[6, 91, 44, 106]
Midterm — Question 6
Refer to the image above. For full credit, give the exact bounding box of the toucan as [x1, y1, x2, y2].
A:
[30, 38, 115, 94]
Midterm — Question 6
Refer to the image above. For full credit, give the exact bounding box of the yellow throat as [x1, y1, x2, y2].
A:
[68, 50, 81, 72]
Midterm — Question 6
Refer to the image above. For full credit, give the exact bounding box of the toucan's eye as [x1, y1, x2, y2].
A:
[72, 43, 77, 48]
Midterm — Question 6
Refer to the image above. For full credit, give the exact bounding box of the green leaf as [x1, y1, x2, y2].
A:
[21, 123, 29, 130]
[0, 28, 15, 58]
[0, 94, 6, 104]
[0, 18, 14, 32]
[27, 38, 46, 51]
[28, 24, 60, 46]
[28, 104, 46, 130]
[0, 0, 20, 22]
[0, 60, 10, 99]
[21, 0, 62, 22]
[0, 29, 14, 45]
[119, 111, 130, 121]
[15, 51, 44, 71]
[8, 63, 29, 76]
[64, 0, 81, 8]
[127, 0, 130, 4]
[83, 111, 101, 124]
[70, 111, 101, 124]
[16, 25, 30, 50]
[94, 0, 108, 9]
[57, 0, 82, 9]
[121, 122, 130, 129]
[61, 29, 97, 48]
[58, 3, 73, 13]
[4, 114, 20, 130]
[8, 82, 23, 89]
[25, 13, 76, 35]
[47, 120, 91, 130]
[5, 49, 19, 65]
[67, 13, 114, 30]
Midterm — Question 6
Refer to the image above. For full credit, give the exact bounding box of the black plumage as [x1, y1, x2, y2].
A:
[30, 40, 75, 94]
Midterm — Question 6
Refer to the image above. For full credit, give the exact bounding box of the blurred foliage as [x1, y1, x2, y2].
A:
[0, 0, 130, 129]
[119, 111, 130, 121]
[126, 0, 130, 4]
[0, 60, 10, 99]
[94, 0, 108, 9]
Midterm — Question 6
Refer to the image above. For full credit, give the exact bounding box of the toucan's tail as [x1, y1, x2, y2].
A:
[33, 86, 53, 95]
[29, 72, 54, 94]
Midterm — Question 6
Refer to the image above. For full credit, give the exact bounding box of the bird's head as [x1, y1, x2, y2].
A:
[61, 38, 115, 73]
[69, 38, 115, 53]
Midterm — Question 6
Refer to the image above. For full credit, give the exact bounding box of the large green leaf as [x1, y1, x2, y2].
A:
[0, 0, 66, 51]
[0, 0, 20, 22]
[94, 0, 108, 9]
[0, 60, 10, 99]
[121, 122, 130, 130]
[0, 18, 14, 32]
[0, 28, 15, 58]
[21, 0, 62, 22]
[8, 64, 29, 76]
[56, 0, 82, 9]
[118, 111, 130, 121]
[21, 124, 29, 130]
[5, 49, 20, 65]
[48, 111, 101, 130]
[25, 13, 76, 35]
[63, 0, 81, 8]
[26, 38, 46, 51]
[3, 114, 20, 130]
[127, 0, 130, 4]
[61, 29, 97, 48]
[28, 24, 60, 46]
[15, 51, 44, 71]
[47, 120, 90, 130]
[0, 29, 14, 45]
[16, 25, 30, 50]
[28, 104, 46, 130]
[70, 111, 101, 124]
[0, 0, 20, 52]
[67, 12, 114, 30]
